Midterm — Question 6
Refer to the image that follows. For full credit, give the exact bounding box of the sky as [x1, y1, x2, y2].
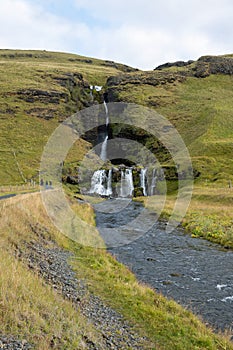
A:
[0, 0, 232, 70]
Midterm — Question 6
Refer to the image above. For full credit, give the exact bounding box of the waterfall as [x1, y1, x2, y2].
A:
[106, 169, 112, 196]
[100, 99, 109, 161]
[100, 135, 108, 161]
[150, 168, 157, 195]
[140, 168, 147, 196]
[104, 101, 109, 124]
[90, 85, 93, 98]
[90, 169, 112, 196]
[120, 169, 134, 197]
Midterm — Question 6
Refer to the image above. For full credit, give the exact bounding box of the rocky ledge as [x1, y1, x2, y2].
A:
[17, 89, 68, 104]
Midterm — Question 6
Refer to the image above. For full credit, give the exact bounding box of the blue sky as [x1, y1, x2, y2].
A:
[0, 0, 233, 69]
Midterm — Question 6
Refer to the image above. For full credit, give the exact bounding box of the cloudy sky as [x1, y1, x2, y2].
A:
[0, 0, 232, 70]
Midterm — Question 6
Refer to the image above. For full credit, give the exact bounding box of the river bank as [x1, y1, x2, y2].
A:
[138, 185, 233, 249]
[94, 199, 233, 332]
[0, 193, 232, 349]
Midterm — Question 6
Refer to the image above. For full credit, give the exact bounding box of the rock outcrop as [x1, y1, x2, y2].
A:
[155, 60, 194, 70]
[17, 89, 68, 104]
[194, 55, 233, 77]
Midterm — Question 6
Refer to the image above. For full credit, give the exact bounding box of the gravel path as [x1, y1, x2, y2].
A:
[15, 236, 149, 349]
[0, 335, 32, 350]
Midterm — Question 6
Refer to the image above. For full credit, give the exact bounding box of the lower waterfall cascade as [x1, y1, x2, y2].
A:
[90, 169, 112, 196]
[89, 166, 160, 198]
[150, 168, 157, 196]
[120, 168, 134, 198]
[140, 168, 147, 196]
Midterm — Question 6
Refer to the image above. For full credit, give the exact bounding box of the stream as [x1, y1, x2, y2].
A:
[94, 199, 233, 332]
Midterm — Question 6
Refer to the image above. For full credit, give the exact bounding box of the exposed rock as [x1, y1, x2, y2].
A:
[101, 60, 139, 73]
[155, 60, 194, 70]
[68, 58, 93, 64]
[53, 72, 86, 88]
[107, 71, 187, 88]
[0, 108, 15, 115]
[0, 335, 32, 349]
[17, 89, 68, 104]
[0, 52, 52, 60]
[25, 107, 56, 120]
[66, 175, 79, 185]
[194, 55, 233, 77]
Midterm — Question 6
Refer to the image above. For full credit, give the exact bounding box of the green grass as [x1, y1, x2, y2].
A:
[1, 50, 233, 348]
[140, 184, 233, 249]
[0, 192, 232, 349]
[116, 73, 233, 183]
[1, 50, 233, 185]
[70, 244, 231, 350]
[0, 49, 126, 185]
[0, 193, 105, 349]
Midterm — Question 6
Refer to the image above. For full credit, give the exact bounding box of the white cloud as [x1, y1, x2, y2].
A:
[0, 0, 232, 69]
[0, 0, 90, 52]
[72, 0, 233, 68]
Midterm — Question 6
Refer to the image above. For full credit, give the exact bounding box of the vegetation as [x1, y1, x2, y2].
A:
[0, 193, 232, 349]
[1, 49, 233, 348]
[0, 49, 126, 185]
[112, 71, 233, 183]
[140, 184, 233, 248]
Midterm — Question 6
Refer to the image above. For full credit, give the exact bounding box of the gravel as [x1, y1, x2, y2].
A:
[0, 335, 32, 350]
[14, 237, 149, 349]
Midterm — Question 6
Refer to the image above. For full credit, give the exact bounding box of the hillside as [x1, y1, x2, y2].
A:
[1, 49, 233, 349]
[106, 55, 233, 185]
[0, 50, 233, 186]
[0, 49, 136, 185]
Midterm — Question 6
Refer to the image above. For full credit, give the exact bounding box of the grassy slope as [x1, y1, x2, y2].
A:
[1, 50, 233, 185]
[114, 65, 233, 248]
[116, 70, 233, 184]
[0, 50, 125, 185]
[1, 50, 233, 347]
[0, 193, 232, 350]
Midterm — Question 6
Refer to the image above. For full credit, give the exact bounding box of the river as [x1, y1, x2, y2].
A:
[94, 199, 233, 332]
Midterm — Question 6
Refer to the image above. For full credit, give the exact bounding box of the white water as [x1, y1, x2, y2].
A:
[150, 168, 157, 196]
[140, 168, 147, 196]
[100, 100, 109, 161]
[90, 169, 112, 196]
[94, 85, 102, 92]
[120, 169, 134, 197]
[104, 101, 109, 124]
[100, 135, 108, 161]
[106, 169, 112, 196]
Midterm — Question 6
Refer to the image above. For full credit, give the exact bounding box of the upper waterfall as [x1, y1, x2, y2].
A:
[100, 98, 109, 161]
[100, 135, 108, 162]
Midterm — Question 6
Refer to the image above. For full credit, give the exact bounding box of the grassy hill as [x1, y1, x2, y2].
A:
[1, 50, 233, 348]
[0, 49, 136, 185]
[1, 50, 233, 186]
[106, 55, 233, 185]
